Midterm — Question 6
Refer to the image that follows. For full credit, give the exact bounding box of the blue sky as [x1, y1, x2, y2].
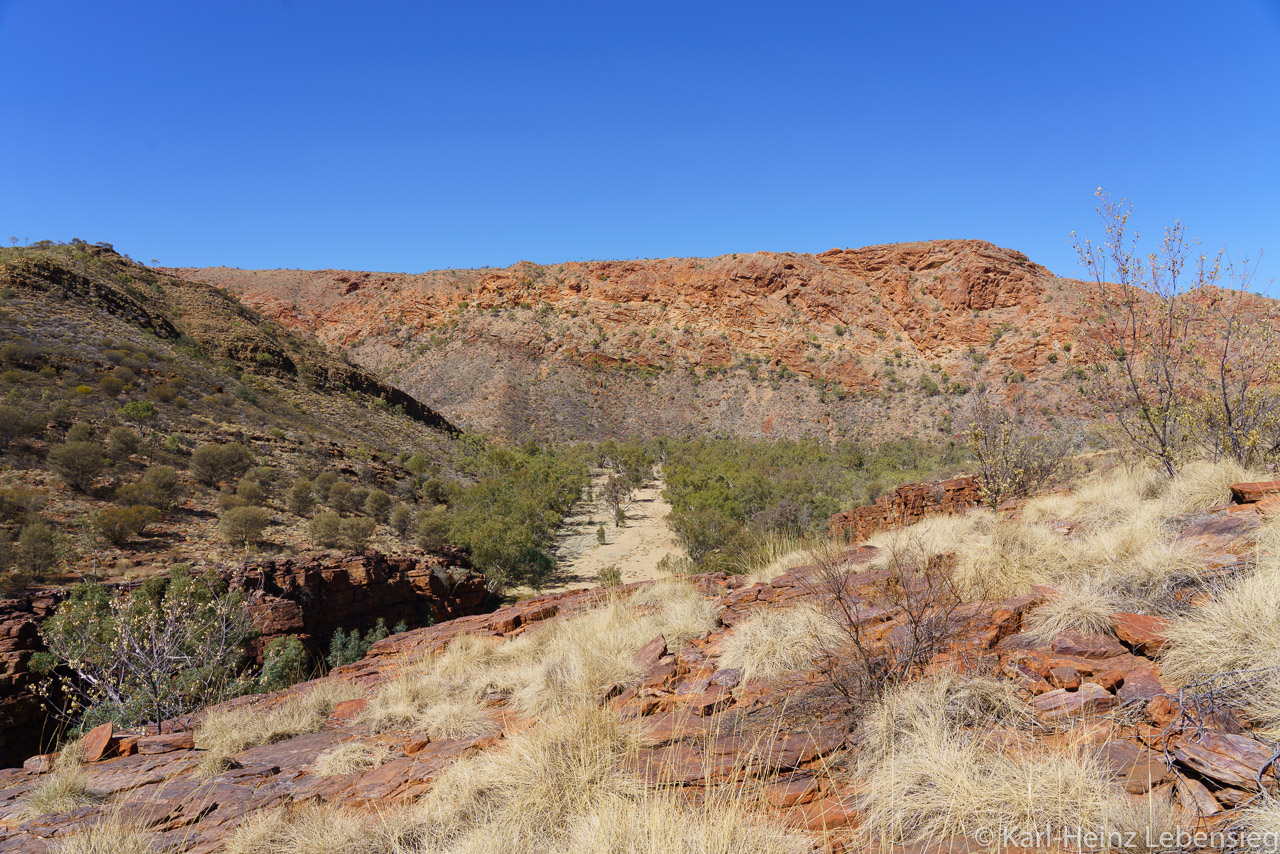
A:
[1, 1, 1277, 284]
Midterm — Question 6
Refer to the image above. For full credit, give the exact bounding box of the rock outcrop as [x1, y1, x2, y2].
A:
[0, 551, 489, 769]
[828, 474, 981, 542]
[178, 240, 1092, 441]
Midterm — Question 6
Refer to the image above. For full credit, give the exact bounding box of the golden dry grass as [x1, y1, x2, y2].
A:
[718, 604, 845, 682]
[1160, 563, 1280, 737]
[52, 814, 157, 854]
[312, 741, 391, 777]
[366, 580, 718, 724]
[221, 705, 808, 854]
[1023, 577, 1124, 642]
[857, 676, 1181, 850]
[22, 764, 101, 817]
[194, 679, 366, 777]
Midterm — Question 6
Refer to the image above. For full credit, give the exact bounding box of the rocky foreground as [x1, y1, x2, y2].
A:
[1, 482, 1277, 852]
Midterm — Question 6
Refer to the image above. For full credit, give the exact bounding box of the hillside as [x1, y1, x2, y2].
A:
[180, 240, 1091, 441]
[0, 241, 466, 584]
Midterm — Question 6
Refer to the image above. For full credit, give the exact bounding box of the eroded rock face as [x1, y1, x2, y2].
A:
[178, 241, 1089, 442]
[828, 475, 981, 542]
[0, 551, 488, 769]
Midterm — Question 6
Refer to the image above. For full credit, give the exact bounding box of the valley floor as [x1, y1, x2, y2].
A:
[538, 473, 684, 593]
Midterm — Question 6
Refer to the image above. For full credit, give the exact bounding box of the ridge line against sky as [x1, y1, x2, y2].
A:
[1, 0, 1277, 288]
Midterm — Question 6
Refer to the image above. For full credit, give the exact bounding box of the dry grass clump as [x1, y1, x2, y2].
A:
[53, 815, 157, 854]
[719, 604, 845, 682]
[195, 680, 366, 777]
[224, 708, 807, 854]
[734, 532, 812, 585]
[312, 740, 390, 777]
[1023, 577, 1124, 642]
[564, 792, 806, 854]
[23, 738, 103, 817]
[359, 670, 497, 739]
[1159, 458, 1266, 516]
[859, 674, 1030, 761]
[1021, 464, 1165, 530]
[1237, 801, 1280, 852]
[222, 803, 399, 854]
[950, 519, 1061, 600]
[1160, 565, 1280, 737]
[866, 511, 992, 571]
[362, 580, 717, 726]
[857, 676, 1180, 849]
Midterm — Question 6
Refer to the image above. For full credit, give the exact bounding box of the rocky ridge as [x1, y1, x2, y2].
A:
[179, 240, 1092, 441]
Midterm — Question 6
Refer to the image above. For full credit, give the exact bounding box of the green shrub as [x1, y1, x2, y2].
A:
[339, 516, 376, 551]
[0, 404, 44, 448]
[363, 488, 392, 523]
[313, 471, 338, 502]
[105, 426, 141, 460]
[326, 618, 390, 668]
[389, 504, 412, 539]
[219, 506, 270, 548]
[48, 441, 107, 491]
[413, 508, 450, 551]
[117, 400, 157, 422]
[191, 442, 253, 486]
[30, 569, 253, 730]
[258, 635, 311, 692]
[115, 465, 181, 510]
[93, 505, 160, 546]
[235, 476, 265, 506]
[17, 520, 56, 575]
[287, 478, 314, 517]
[308, 511, 343, 548]
[65, 423, 94, 442]
[327, 480, 354, 514]
[598, 565, 623, 587]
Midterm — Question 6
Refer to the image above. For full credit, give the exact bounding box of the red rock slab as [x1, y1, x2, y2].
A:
[632, 634, 667, 670]
[1050, 632, 1128, 659]
[1098, 739, 1173, 794]
[1049, 666, 1081, 690]
[748, 725, 847, 770]
[763, 772, 819, 808]
[1174, 774, 1222, 818]
[1172, 731, 1279, 790]
[791, 794, 856, 831]
[137, 732, 195, 755]
[1230, 481, 1280, 503]
[1116, 668, 1167, 705]
[1030, 684, 1117, 720]
[329, 698, 367, 725]
[1111, 613, 1170, 655]
[81, 721, 115, 763]
[21, 754, 54, 774]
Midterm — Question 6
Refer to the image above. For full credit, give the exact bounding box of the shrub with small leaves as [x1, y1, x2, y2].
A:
[219, 506, 270, 549]
[414, 507, 449, 551]
[117, 401, 158, 423]
[287, 478, 314, 517]
[363, 488, 392, 523]
[389, 504, 412, 539]
[17, 520, 56, 575]
[115, 465, 181, 510]
[339, 516, 376, 551]
[93, 505, 160, 546]
[190, 443, 253, 486]
[307, 511, 343, 548]
[105, 426, 141, 460]
[257, 635, 311, 692]
[47, 441, 107, 492]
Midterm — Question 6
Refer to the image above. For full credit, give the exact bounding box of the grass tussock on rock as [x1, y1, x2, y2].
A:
[195, 680, 366, 776]
[22, 740, 102, 818]
[719, 604, 845, 681]
[361, 580, 717, 727]
[225, 707, 805, 854]
[868, 460, 1246, 623]
[856, 676, 1181, 849]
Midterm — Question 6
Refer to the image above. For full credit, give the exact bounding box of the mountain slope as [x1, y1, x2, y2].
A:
[180, 240, 1092, 441]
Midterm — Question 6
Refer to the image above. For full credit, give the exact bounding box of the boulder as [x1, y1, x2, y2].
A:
[1111, 612, 1170, 655]
[1030, 683, 1116, 720]
[81, 721, 115, 763]
[1050, 632, 1128, 659]
[1172, 731, 1279, 790]
[1230, 481, 1280, 503]
[137, 731, 195, 755]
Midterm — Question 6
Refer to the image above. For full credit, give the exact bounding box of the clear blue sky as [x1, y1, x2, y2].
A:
[2, 1, 1277, 284]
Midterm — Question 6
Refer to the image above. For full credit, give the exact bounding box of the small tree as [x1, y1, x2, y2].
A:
[105, 426, 141, 461]
[48, 441, 107, 492]
[17, 520, 57, 576]
[958, 389, 1073, 509]
[413, 508, 449, 551]
[220, 506, 270, 549]
[364, 488, 392, 523]
[116, 465, 181, 510]
[389, 504, 412, 539]
[339, 516, 376, 551]
[190, 442, 253, 486]
[257, 635, 311, 692]
[287, 478, 314, 517]
[31, 569, 254, 731]
[308, 511, 343, 548]
[0, 404, 44, 449]
[93, 505, 160, 547]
